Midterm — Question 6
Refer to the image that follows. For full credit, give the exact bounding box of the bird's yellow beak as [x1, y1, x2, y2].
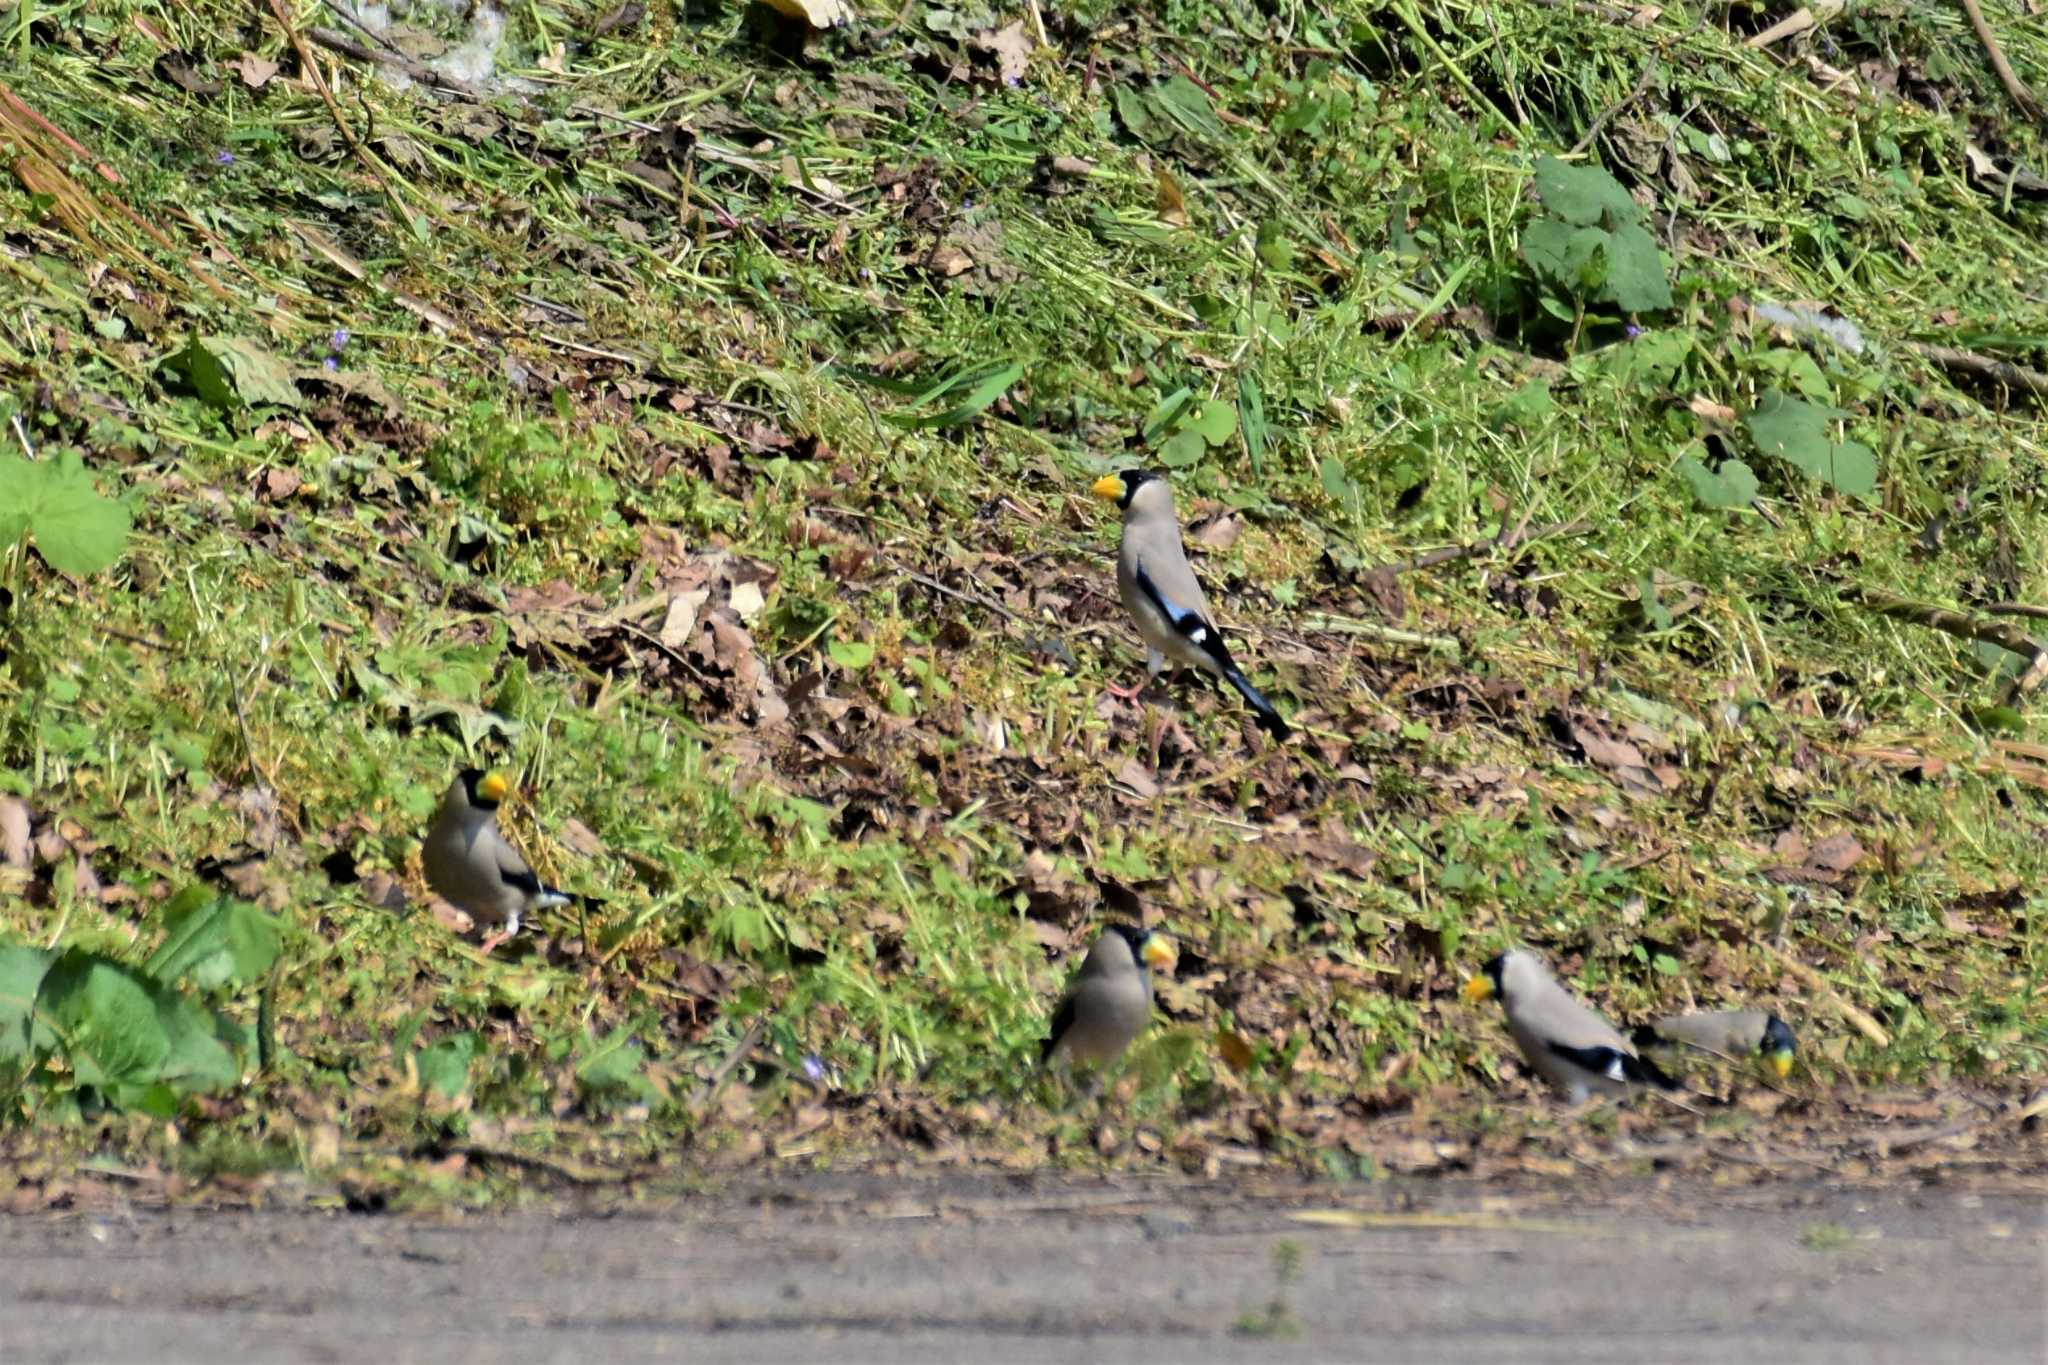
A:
[1090, 474, 1126, 502]
[1142, 934, 1177, 973]
[477, 771, 511, 804]
[1767, 1048, 1794, 1080]
[1461, 975, 1495, 1003]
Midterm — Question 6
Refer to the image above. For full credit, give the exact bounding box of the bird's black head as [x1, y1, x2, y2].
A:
[1090, 468, 1160, 511]
[1463, 951, 1509, 1005]
[1106, 922, 1176, 974]
[1108, 922, 1152, 954]
[458, 767, 500, 810]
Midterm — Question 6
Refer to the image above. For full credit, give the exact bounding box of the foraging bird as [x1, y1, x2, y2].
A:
[1634, 1009, 1797, 1080]
[422, 768, 572, 955]
[1090, 470, 1290, 740]
[1041, 924, 1178, 1068]
[1462, 950, 1676, 1102]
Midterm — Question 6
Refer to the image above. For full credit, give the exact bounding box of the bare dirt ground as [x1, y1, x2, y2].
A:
[5, 1175, 2042, 1364]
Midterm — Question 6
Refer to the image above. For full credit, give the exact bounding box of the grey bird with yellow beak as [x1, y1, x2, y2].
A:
[422, 768, 573, 955]
[1463, 950, 1676, 1102]
[1042, 924, 1178, 1068]
[1090, 470, 1290, 740]
[1634, 1009, 1797, 1080]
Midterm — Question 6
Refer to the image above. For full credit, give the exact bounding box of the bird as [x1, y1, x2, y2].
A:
[1090, 469, 1290, 740]
[1633, 1009, 1797, 1080]
[1462, 949, 1677, 1103]
[421, 768, 573, 955]
[1041, 924, 1178, 1069]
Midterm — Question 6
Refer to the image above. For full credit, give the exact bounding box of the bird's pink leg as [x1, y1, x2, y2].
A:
[476, 929, 511, 955]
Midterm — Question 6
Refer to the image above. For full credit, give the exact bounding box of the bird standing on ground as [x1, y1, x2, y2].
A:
[1634, 1009, 1797, 1080]
[1462, 949, 1677, 1103]
[1090, 470, 1290, 740]
[422, 768, 572, 955]
[1042, 924, 1178, 1068]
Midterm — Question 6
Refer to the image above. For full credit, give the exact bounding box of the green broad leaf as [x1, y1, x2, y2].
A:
[1745, 391, 1877, 496]
[0, 945, 55, 1063]
[37, 951, 172, 1091]
[0, 451, 133, 575]
[143, 885, 282, 991]
[1532, 155, 1640, 227]
[1237, 373, 1267, 473]
[203, 335, 303, 409]
[155, 990, 239, 1091]
[1596, 223, 1672, 312]
[1157, 428, 1207, 468]
[163, 336, 238, 411]
[1636, 571, 1674, 631]
[1141, 386, 1195, 444]
[576, 1027, 658, 1102]
[1519, 218, 1606, 291]
[1496, 379, 1555, 428]
[828, 639, 875, 670]
[1319, 453, 1355, 502]
[1255, 219, 1295, 272]
[1676, 454, 1760, 510]
[415, 1031, 478, 1099]
[1190, 398, 1238, 445]
[1147, 76, 1227, 143]
[1113, 85, 1157, 141]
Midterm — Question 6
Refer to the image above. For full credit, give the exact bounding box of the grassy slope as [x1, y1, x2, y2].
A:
[1, 0, 2045, 1193]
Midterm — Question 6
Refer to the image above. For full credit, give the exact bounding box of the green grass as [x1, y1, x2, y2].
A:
[0, 0, 2044, 1192]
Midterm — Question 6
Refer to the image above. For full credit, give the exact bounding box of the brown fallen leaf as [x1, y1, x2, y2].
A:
[1115, 758, 1160, 799]
[233, 52, 279, 89]
[754, 0, 850, 29]
[968, 20, 1032, 86]
[0, 797, 29, 869]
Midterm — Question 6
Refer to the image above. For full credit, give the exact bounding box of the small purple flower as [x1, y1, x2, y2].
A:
[214, 150, 235, 165]
[322, 355, 339, 371]
[801, 1054, 826, 1083]
[1625, 324, 1644, 339]
[330, 329, 350, 351]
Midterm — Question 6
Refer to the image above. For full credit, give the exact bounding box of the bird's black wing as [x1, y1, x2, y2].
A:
[1133, 560, 1238, 673]
[1134, 560, 1289, 738]
[1546, 1041, 1677, 1090]
[1039, 993, 1077, 1064]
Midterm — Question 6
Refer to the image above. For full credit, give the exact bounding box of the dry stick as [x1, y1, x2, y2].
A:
[1956, 0, 2044, 123]
[1839, 584, 2044, 661]
[1571, 52, 1661, 156]
[690, 1017, 769, 1115]
[305, 26, 483, 98]
[266, 0, 420, 234]
[1904, 341, 2048, 402]
[1760, 943, 1891, 1048]
[1390, 518, 1594, 578]
[1987, 602, 2048, 621]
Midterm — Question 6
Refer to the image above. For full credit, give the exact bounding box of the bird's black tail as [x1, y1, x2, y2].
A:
[1222, 667, 1291, 740]
[1622, 1050, 1680, 1091]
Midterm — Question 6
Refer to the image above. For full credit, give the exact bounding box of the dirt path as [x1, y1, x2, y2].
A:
[5, 1176, 2041, 1363]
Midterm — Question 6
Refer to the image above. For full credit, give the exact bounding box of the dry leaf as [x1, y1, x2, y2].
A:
[0, 797, 29, 869]
[728, 580, 766, 621]
[754, 0, 850, 29]
[659, 588, 710, 647]
[1115, 759, 1160, 799]
[233, 52, 279, 89]
[559, 818, 607, 857]
[969, 20, 1032, 86]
